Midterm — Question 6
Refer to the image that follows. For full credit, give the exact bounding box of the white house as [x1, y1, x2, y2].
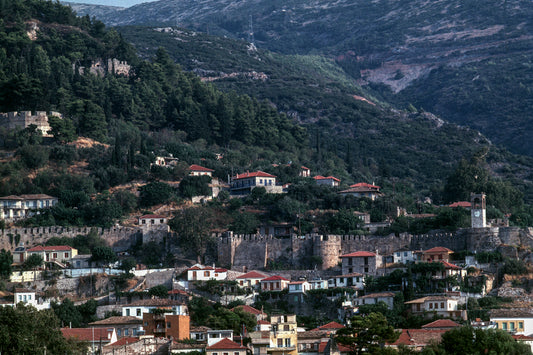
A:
[288, 281, 311, 294]
[138, 214, 168, 227]
[338, 183, 383, 200]
[25, 245, 78, 266]
[328, 273, 365, 290]
[393, 250, 417, 264]
[405, 296, 464, 319]
[313, 175, 340, 187]
[187, 264, 228, 281]
[189, 164, 214, 177]
[13, 288, 52, 310]
[490, 309, 533, 335]
[260, 275, 290, 292]
[207, 329, 234, 346]
[230, 171, 281, 195]
[355, 292, 395, 309]
[121, 299, 188, 319]
[308, 279, 328, 290]
[0, 194, 58, 221]
[235, 270, 268, 288]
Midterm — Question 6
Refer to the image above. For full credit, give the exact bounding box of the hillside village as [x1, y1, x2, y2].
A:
[1, 0, 533, 354]
[2, 133, 533, 353]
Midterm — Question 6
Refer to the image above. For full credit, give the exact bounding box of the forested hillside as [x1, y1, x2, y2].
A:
[1, 0, 533, 232]
[68, 0, 533, 157]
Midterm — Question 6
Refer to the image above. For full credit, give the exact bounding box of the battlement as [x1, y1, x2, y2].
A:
[0, 111, 61, 137]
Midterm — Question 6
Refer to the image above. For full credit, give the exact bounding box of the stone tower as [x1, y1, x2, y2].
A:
[471, 193, 486, 228]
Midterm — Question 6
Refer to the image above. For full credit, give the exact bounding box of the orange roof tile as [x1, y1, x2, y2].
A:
[422, 319, 461, 329]
[261, 275, 289, 282]
[234, 171, 276, 179]
[236, 271, 268, 279]
[340, 251, 376, 258]
[424, 247, 454, 254]
[311, 321, 345, 331]
[206, 338, 247, 350]
[189, 164, 214, 172]
[61, 328, 114, 342]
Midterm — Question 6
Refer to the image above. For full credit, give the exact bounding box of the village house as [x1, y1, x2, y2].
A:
[153, 155, 179, 168]
[138, 214, 168, 227]
[143, 312, 190, 340]
[354, 292, 396, 309]
[338, 182, 383, 200]
[310, 321, 345, 334]
[490, 309, 533, 335]
[421, 319, 461, 330]
[392, 249, 417, 264]
[189, 325, 211, 342]
[187, 264, 228, 281]
[421, 246, 454, 263]
[261, 275, 290, 292]
[23, 245, 78, 267]
[327, 273, 365, 290]
[388, 328, 448, 352]
[235, 270, 268, 289]
[300, 166, 311, 177]
[340, 251, 382, 275]
[230, 171, 282, 195]
[405, 296, 465, 319]
[308, 279, 328, 290]
[207, 329, 234, 346]
[121, 299, 188, 319]
[13, 288, 52, 310]
[313, 175, 340, 187]
[267, 314, 298, 355]
[189, 164, 214, 177]
[61, 327, 117, 353]
[231, 305, 267, 322]
[206, 338, 247, 355]
[0, 194, 58, 221]
[88, 316, 143, 338]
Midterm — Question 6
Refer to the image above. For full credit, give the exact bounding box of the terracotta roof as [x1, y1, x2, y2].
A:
[390, 329, 447, 347]
[311, 321, 345, 331]
[405, 296, 453, 304]
[189, 164, 214, 172]
[19, 194, 56, 200]
[448, 201, 471, 208]
[257, 320, 270, 325]
[107, 337, 139, 347]
[301, 166, 310, 170]
[124, 299, 184, 307]
[0, 195, 24, 200]
[236, 271, 268, 279]
[349, 183, 380, 189]
[234, 171, 276, 179]
[89, 316, 142, 326]
[318, 341, 352, 353]
[359, 292, 395, 299]
[206, 338, 247, 350]
[231, 305, 266, 316]
[314, 175, 340, 182]
[513, 334, 533, 341]
[261, 275, 289, 282]
[139, 214, 166, 219]
[422, 319, 461, 329]
[490, 309, 533, 318]
[61, 328, 114, 342]
[436, 260, 462, 269]
[340, 251, 376, 258]
[424, 247, 454, 254]
[27, 245, 74, 252]
[168, 289, 188, 295]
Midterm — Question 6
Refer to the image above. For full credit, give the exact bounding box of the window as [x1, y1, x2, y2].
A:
[212, 353, 218, 355]
[278, 339, 283, 347]
[142, 220, 146, 224]
[204, 271, 210, 277]
[117, 329, 121, 336]
[53, 253, 57, 259]
[223, 353, 228, 355]
[502, 322, 507, 330]
[126, 309, 130, 316]
[259, 179, 263, 184]
[519, 322, 524, 329]
[124, 329, 129, 336]
[64, 252, 68, 258]
[441, 302, 444, 309]
[167, 322, 172, 328]
[429, 303, 433, 309]
[160, 219, 164, 223]
[136, 308, 141, 316]
[510, 322, 515, 331]
[285, 338, 291, 347]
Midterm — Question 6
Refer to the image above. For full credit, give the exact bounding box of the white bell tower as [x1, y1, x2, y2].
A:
[471, 193, 486, 228]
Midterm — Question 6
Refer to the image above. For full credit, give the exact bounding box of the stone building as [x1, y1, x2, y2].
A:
[0, 111, 61, 137]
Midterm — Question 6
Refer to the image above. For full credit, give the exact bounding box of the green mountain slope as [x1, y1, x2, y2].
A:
[67, 0, 533, 157]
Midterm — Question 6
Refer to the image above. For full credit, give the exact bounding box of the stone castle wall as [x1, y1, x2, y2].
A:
[0, 111, 61, 137]
[0, 226, 141, 252]
[218, 227, 532, 270]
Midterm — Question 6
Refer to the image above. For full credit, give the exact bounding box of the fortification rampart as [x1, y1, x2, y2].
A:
[217, 227, 532, 270]
[0, 226, 141, 252]
[0, 111, 61, 137]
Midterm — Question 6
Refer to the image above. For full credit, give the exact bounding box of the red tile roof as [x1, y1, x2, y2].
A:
[349, 182, 380, 189]
[448, 201, 471, 208]
[236, 271, 268, 279]
[89, 316, 141, 326]
[314, 175, 340, 182]
[261, 275, 289, 282]
[311, 321, 345, 331]
[139, 214, 166, 219]
[258, 320, 270, 325]
[234, 171, 276, 179]
[340, 251, 376, 258]
[424, 247, 454, 254]
[436, 260, 462, 269]
[27, 245, 74, 252]
[206, 338, 247, 350]
[107, 337, 140, 346]
[189, 164, 214, 172]
[390, 329, 447, 347]
[61, 328, 114, 342]
[318, 341, 352, 353]
[231, 305, 266, 316]
[422, 319, 461, 329]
